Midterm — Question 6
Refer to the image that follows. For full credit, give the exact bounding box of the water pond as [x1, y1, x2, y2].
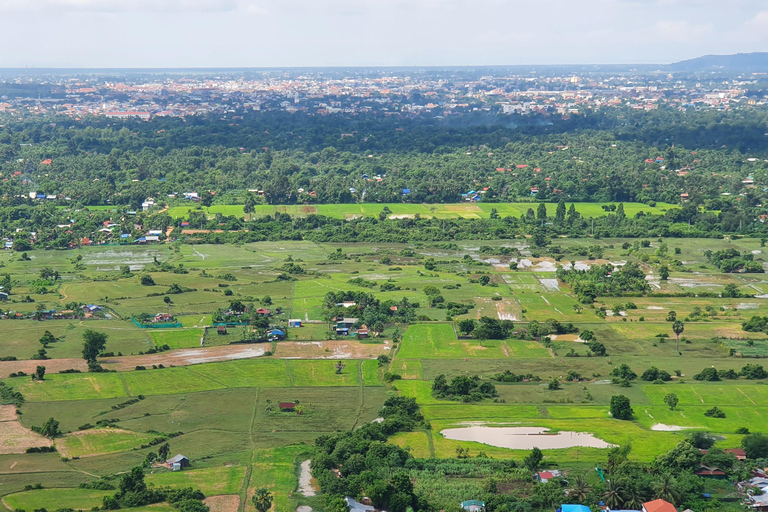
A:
[440, 426, 616, 450]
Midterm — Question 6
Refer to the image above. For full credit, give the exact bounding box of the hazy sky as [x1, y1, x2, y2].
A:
[1, 0, 768, 68]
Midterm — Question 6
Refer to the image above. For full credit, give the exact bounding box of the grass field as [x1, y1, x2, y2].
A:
[3, 236, 768, 511]
[168, 202, 679, 221]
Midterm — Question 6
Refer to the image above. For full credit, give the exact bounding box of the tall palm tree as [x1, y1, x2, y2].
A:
[602, 479, 624, 510]
[623, 486, 644, 510]
[672, 320, 685, 354]
[569, 475, 591, 503]
[654, 473, 682, 505]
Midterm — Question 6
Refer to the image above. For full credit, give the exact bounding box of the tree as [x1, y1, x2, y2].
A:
[602, 479, 624, 510]
[723, 283, 741, 298]
[82, 330, 108, 363]
[36, 417, 60, 438]
[244, 193, 256, 214]
[33, 365, 46, 380]
[547, 378, 561, 391]
[555, 200, 566, 224]
[610, 395, 633, 420]
[531, 227, 548, 247]
[536, 203, 547, 222]
[252, 488, 273, 512]
[478, 275, 490, 286]
[672, 321, 684, 354]
[743, 433, 768, 459]
[458, 319, 476, 335]
[568, 475, 591, 503]
[654, 473, 682, 505]
[688, 431, 715, 450]
[659, 265, 670, 281]
[334, 361, 346, 374]
[523, 446, 543, 471]
[164, 296, 172, 305]
[664, 393, 678, 411]
[140, 275, 155, 286]
[39, 330, 56, 346]
[158, 443, 170, 461]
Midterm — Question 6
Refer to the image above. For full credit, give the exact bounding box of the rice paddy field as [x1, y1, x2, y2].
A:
[2, 235, 768, 510]
[167, 201, 679, 221]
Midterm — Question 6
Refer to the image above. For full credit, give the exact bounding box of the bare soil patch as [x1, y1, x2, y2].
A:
[100, 345, 267, 370]
[0, 405, 52, 454]
[203, 495, 240, 512]
[277, 340, 390, 359]
[0, 358, 87, 379]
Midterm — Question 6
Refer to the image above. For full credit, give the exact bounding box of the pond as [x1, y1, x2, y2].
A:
[440, 426, 616, 450]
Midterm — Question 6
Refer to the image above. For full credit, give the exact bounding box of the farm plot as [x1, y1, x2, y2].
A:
[396, 324, 510, 359]
[56, 428, 159, 458]
[0, 405, 52, 454]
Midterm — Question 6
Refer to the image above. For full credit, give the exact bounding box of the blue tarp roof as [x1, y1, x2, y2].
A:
[402, 188, 411, 194]
[561, 506, 590, 512]
[270, 329, 284, 336]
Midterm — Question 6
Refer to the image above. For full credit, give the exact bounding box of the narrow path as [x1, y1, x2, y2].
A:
[238, 388, 260, 512]
[737, 387, 757, 405]
[426, 428, 435, 458]
[352, 361, 365, 429]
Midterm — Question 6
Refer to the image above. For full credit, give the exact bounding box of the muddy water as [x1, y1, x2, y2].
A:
[440, 426, 616, 449]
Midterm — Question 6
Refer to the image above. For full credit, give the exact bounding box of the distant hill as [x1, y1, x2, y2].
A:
[670, 52, 768, 72]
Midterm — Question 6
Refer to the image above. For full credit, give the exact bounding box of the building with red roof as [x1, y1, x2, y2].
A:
[642, 499, 676, 512]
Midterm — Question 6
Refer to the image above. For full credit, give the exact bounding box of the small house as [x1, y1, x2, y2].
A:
[217, 326, 228, 335]
[560, 506, 590, 512]
[279, 402, 296, 412]
[725, 448, 747, 460]
[0, 292, 8, 301]
[345, 498, 373, 512]
[642, 499, 677, 512]
[269, 329, 285, 340]
[256, 308, 271, 317]
[357, 328, 369, 339]
[154, 313, 174, 323]
[166, 454, 190, 469]
[461, 501, 485, 512]
[535, 470, 563, 484]
[695, 466, 727, 479]
[288, 319, 302, 328]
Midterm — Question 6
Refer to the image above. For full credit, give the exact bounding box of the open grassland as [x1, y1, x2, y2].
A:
[3, 488, 112, 510]
[168, 202, 678, 221]
[56, 428, 159, 458]
[4, 238, 768, 511]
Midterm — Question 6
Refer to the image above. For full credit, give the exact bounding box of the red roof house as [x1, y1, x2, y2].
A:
[642, 499, 677, 512]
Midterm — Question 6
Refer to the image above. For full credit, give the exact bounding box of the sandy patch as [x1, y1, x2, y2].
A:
[737, 303, 759, 310]
[0, 405, 53, 454]
[298, 460, 317, 497]
[496, 301, 520, 321]
[651, 424, 697, 431]
[539, 278, 560, 291]
[277, 340, 390, 359]
[646, 306, 665, 310]
[99, 345, 268, 371]
[203, 495, 240, 512]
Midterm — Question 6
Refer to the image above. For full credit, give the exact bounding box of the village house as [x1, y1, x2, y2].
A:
[153, 313, 174, 323]
[642, 499, 677, 512]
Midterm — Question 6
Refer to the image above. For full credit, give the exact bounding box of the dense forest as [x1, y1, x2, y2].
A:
[1, 106, 768, 244]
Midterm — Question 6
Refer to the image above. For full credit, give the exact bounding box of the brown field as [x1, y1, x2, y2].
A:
[100, 345, 268, 370]
[275, 340, 391, 359]
[0, 405, 52, 454]
[203, 495, 240, 512]
[0, 358, 87, 379]
[443, 204, 482, 212]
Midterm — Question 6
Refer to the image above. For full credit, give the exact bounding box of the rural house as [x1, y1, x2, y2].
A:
[279, 402, 296, 412]
[288, 319, 302, 328]
[166, 454, 190, 470]
[642, 499, 677, 512]
[217, 326, 227, 335]
[461, 500, 485, 512]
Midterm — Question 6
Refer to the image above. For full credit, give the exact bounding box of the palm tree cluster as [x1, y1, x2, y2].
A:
[568, 472, 684, 510]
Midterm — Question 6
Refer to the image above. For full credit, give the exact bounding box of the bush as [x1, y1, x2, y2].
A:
[704, 407, 726, 418]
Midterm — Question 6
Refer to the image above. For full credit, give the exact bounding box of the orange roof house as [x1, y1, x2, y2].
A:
[40, 159, 52, 165]
[642, 499, 676, 512]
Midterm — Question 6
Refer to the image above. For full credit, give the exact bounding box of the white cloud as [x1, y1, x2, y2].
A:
[653, 19, 713, 42]
[0, 0, 238, 12]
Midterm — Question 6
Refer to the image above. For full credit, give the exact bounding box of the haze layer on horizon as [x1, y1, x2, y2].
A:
[2, 0, 768, 68]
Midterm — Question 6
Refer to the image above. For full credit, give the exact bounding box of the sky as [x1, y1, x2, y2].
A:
[1, 0, 768, 68]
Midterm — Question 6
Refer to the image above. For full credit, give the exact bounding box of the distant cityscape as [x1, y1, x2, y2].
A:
[0, 67, 766, 120]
